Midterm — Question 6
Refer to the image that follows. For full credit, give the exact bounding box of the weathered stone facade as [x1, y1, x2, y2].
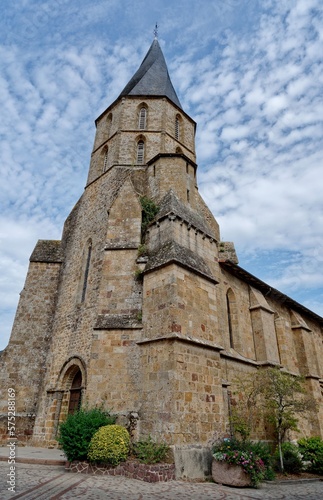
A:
[0, 39, 322, 462]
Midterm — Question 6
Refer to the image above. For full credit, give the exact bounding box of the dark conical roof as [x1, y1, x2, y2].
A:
[118, 39, 182, 109]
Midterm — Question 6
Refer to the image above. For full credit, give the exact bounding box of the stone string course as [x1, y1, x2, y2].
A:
[67, 460, 175, 482]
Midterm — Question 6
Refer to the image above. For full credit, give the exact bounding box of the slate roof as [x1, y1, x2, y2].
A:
[118, 39, 182, 109]
[220, 260, 323, 326]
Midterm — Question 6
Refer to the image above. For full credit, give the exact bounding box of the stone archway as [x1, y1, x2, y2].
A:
[49, 357, 87, 438]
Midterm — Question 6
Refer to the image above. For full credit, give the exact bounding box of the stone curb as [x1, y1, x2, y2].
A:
[264, 478, 322, 485]
[0, 455, 66, 466]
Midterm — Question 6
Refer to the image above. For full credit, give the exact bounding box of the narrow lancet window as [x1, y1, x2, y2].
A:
[226, 292, 234, 348]
[106, 113, 112, 137]
[81, 243, 92, 302]
[226, 288, 239, 350]
[103, 148, 108, 172]
[137, 140, 145, 164]
[139, 107, 147, 129]
[175, 115, 180, 140]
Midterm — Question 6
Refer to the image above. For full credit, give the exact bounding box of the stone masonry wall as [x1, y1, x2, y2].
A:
[0, 258, 61, 443]
[217, 263, 323, 439]
[142, 265, 218, 344]
[138, 339, 224, 445]
[86, 328, 142, 413]
[32, 166, 138, 442]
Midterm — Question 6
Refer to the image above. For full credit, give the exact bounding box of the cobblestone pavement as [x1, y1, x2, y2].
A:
[1, 462, 322, 500]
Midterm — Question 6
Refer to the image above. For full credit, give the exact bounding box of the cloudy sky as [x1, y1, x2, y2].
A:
[1, 0, 322, 350]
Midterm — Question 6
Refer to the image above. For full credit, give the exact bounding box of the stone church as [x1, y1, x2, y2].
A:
[1, 37, 322, 471]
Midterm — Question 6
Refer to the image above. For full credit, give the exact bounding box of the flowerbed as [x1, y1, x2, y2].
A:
[212, 460, 251, 487]
[66, 459, 175, 482]
[212, 439, 270, 487]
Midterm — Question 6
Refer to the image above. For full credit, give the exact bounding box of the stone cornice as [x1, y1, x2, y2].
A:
[144, 240, 218, 284]
[137, 333, 224, 351]
[94, 314, 143, 330]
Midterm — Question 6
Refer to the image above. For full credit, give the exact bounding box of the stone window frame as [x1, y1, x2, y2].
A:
[102, 146, 109, 172]
[136, 136, 146, 164]
[175, 114, 182, 141]
[226, 288, 240, 350]
[80, 239, 92, 303]
[138, 104, 148, 130]
[106, 112, 113, 137]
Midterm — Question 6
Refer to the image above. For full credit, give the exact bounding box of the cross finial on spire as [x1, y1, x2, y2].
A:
[154, 23, 158, 39]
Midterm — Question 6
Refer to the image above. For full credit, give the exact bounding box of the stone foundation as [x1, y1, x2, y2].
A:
[173, 445, 213, 480]
[67, 460, 175, 482]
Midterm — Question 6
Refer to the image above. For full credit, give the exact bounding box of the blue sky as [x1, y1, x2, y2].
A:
[1, 0, 323, 350]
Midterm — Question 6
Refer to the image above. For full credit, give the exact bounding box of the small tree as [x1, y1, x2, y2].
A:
[258, 368, 316, 473]
[229, 374, 262, 441]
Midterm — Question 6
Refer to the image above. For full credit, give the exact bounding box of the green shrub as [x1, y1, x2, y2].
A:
[58, 407, 116, 462]
[137, 244, 148, 257]
[133, 435, 170, 464]
[140, 196, 159, 238]
[274, 442, 303, 474]
[246, 441, 275, 480]
[87, 425, 130, 465]
[298, 436, 323, 474]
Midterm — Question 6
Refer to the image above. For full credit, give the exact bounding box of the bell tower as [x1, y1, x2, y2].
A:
[3, 35, 223, 454]
[86, 39, 197, 207]
[83, 37, 223, 445]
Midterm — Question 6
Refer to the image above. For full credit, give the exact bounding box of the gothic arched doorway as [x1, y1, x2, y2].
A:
[68, 369, 82, 414]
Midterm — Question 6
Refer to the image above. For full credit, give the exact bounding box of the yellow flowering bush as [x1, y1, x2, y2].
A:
[87, 425, 130, 465]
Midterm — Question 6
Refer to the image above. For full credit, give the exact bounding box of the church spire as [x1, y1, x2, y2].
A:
[118, 38, 182, 109]
[154, 23, 158, 39]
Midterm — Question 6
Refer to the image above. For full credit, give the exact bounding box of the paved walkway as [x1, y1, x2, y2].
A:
[0, 446, 66, 465]
[0, 446, 322, 499]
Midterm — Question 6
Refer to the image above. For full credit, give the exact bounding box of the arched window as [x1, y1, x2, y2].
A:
[226, 292, 234, 348]
[103, 148, 109, 172]
[139, 107, 147, 130]
[106, 113, 112, 137]
[137, 140, 145, 164]
[175, 115, 180, 140]
[226, 288, 239, 349]
[81, 241, 92, 303]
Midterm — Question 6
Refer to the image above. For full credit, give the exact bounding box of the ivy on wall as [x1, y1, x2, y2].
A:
[140, 196, 159, 240]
